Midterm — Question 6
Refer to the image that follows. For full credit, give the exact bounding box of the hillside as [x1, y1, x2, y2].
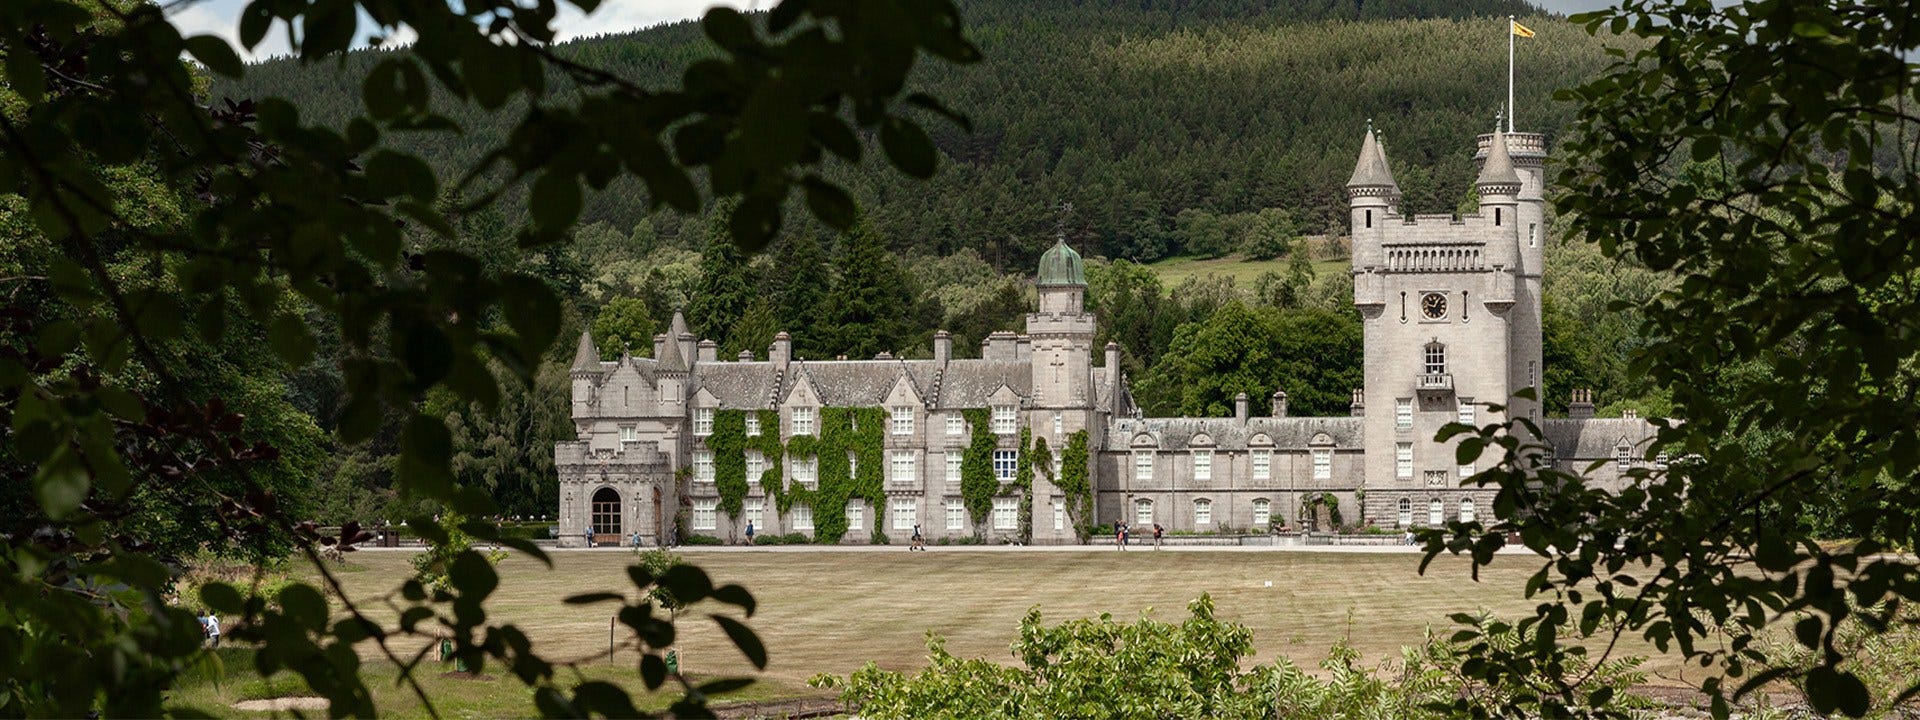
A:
[219, 0, 1624, 270]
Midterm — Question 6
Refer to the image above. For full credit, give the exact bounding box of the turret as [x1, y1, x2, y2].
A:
[1477, 128, 1523, 271]
[569, 330, 601, 419]
[1035, 239, 1086, 315]
[1345, 123, 1398, 272]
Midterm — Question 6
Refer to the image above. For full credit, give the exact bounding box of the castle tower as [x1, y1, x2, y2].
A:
[1475, 129, 1548, 426]
[1027, 239, 1097, 541]
[568, 330, 602, 426]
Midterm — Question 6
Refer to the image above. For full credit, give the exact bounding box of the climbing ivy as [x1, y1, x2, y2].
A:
[784, 407, 886, 543]
[959, 408, 999, 535]
[709, 411, 749, 521]
[747, 409, 785, 509]
[1022, 433, 1051, 544]
[1057, 430, 1094, 543]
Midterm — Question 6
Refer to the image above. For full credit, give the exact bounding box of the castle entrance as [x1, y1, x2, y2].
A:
[592, 487, 622, 546]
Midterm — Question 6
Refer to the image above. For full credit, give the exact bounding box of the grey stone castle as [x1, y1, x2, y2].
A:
[553, 129, 1657, 546]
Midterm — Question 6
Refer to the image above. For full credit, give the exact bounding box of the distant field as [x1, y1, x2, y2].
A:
[1146, 253, 1350, 289]
[176, 548, 1684, 716]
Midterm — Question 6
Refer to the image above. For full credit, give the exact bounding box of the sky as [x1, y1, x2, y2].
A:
[169, 0, 1625, 62]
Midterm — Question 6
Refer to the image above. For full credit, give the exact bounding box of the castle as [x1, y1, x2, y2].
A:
[552, 129, 1657, 546]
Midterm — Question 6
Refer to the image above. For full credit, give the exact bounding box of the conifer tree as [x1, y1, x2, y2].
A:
[688, 207, 753, 346]
[774, 233, 832, 357]
[819, 223, 913, 358]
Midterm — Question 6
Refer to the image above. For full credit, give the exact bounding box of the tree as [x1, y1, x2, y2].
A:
[1429, 1, 1920, 717]
[1135, 303, 1361, 418]
[687, 208, 754, 346]
[773, 233, 832, 356]
[0, 0, 977, 714]
[592, 296, 655, 359]
[820, 222, 916, 358]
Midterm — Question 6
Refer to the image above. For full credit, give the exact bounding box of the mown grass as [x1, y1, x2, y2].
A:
[1145, 253, 1349, 288]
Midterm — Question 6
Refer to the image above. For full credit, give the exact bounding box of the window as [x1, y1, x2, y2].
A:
[1425, 470, 1448, 487]
[1428, 498, 1444, 526]
[945, 453, 962, 484]
[791, 503, 813, 530]
[792, 406, 814, 436]
[1528, 222, 1537, 248]
[693, 407, 713, 436]
[744, 497, 764, 527]
[1459, 498, 1477, 523]
[945, 501, 966, 530]
[992, 498, 1018, 530]
[891, 450, 916, 485]
[1494, 207, 1503, 226]
[1365, 209, 1373, 228]
[1252, 499, 1271, 527]
[946, 415, 963, 436]
[746, 450, 765, 483]
[1314, 449, 1332, 480]
[1053, 502, 1065, 531]
[694, 450, 714, 483]
[692, 499, 717, 530]
[1053, 413, 1064, 437]
[1458, 398, 1475, 426]
[1252, 450, 1272, 480]
[1396, 443, 1413, 479]
[893, 499, 917, 529]
[1135, 499, 1153, 525]
[745, 414, 760, 436]
[1193, 498, 1212, 526]
[1396, 398, 1413, 429]
[1398, 498, 1412, 527]
[1424, 343, 1447, 375]
[992, 406, 1016, 435]
[791, 456, 817, 488]
[1134, 451, 1154, 481]
[1459, 461, 1475, 479]
[1616, 444, 1632, 468]
[993, 450, 1019, 481]
[1192, 450, 1212, 481]
[592, 488, 621, 536]
[848, 451, 857, 479]
[847, 501, 864, 530]
[620, 425, 637, 442]
[891, 406, 914, 435]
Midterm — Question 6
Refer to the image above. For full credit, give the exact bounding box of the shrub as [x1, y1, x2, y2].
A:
[753, 533, 810, 545]
[679, 534, 724, 546]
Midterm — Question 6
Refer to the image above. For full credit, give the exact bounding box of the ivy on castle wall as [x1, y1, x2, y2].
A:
[709, 410, 749, 521]
[959, 408, 999, 534]
[783, 407, 885, 543]
[747, 409, 784, 507]
[1057, 430, 1094, 543]
[1021, 432, 1049, 544]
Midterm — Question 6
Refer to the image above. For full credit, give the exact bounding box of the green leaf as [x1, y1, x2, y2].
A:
[801, 176, 857, 230]
[184, 35, 244, 78]
[269, 313, 315, 366]
[6, 40, 47, 102]
[200, 583, 244, 613]
[278, 584, 328, 629]
[711, 615, 767, 669]
[711, 584, 756, 617]
[879, 116, 938, 179]
[529, 172, 582, 234]
[564, 592, 625, 605]
[33, 448, 90, 520]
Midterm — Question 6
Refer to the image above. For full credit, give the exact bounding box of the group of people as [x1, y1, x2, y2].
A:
[1112, 522, 1167, 550]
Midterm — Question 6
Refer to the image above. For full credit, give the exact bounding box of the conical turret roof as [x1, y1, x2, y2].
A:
[1477, 131, 1522, 189]
[570, 330, 601, 372]
[1345, 127, 1399, 190]
[669, 309, 689, 339]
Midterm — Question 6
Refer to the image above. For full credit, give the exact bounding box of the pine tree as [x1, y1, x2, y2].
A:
[687, 208, 753, 346]
[774, 233, 832, 357]
[819, 223, 912, 359]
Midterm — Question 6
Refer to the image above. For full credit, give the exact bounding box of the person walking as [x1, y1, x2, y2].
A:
[584, 528, 594, 548]
[1153, 523, 1164, 550]
[1115, 522, 1127, 551]
[910, 523, 925, 551]
[201, 611, 221, 649]
[745, 521, 756, 545]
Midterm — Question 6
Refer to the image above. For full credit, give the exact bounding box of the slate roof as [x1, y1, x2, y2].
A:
[932, 359, 1032, 409]
[1346, 128, 1399, 190]
[1107, 416, 1364, 451]
[1476, 130, 1522, 187]
[1539, 418, 1661, 459]
[690, 362, 782, 408]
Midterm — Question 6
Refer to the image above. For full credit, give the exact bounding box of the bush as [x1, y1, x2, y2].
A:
[932, 536, 984, 546]
[680, 534, 724, 546]
[753, 533, 810, 545]
[870, 529, 890, 545]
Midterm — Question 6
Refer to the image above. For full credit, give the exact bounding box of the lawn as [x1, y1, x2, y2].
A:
[175, 548, 1678, 716]
[1145, 253, 1350, 288]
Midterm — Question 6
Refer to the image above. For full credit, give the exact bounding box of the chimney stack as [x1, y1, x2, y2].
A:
[934, 330, 952, 364]
[696, 339, 718, 363]
[1104, 341, 1120, 371]
[1569, 388, 1595, 420]
[738, 349, 754, 361]
[770, 332, 791, 368]
[1350, 388, 1366, 417]
[1271, 390, 1288, 418]
[652, 333, 667, 360]
[1234, 392, 1249, 425]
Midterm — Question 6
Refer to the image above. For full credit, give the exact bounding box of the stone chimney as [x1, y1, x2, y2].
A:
[1271, 390, 1289, 418]
[1013, 334, 1032, 361]
[1349, 388, 1366, 417]
[652, 333, 668, 360]
[696, 339, 717, 363]
[1569, 388, 1595, 420]
[982, 331, 1019, 361]
[875, 351, 894, 360]
[738, 350, 755, 361]
[770, 332, 791, 368]
[1104, 341, 1120, 371]
[934, 330, 952, 364]
[1234, 392, 1249, 425]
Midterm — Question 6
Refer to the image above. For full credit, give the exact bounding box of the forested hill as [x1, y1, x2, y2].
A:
[223, 0, 1617, 269]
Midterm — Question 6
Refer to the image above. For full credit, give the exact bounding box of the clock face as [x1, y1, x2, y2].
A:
[1421, 292, 1448, 319]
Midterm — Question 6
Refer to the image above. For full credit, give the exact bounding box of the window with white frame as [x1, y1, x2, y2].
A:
[791, 503, 813, 530]
[1616, 444, 1632, 468]
[992, 498, 1018, 530]
[693, 407, 713, 436]
[1457, 397, 1475, 426]
[692, 499, 716, 530]
[993, 450, 1018, 480]
[1313, 448, 1332, 480]
[1134, 451, 1154, 481]
[945, 501, 965, 530]
[1396, 398, 1413, 429]
[744, 497, 763, 527]
[946, 415, 963, 436]
[745, 413, 761, 436]
[992, 405, 1016, 435]
[892, 499, 916, 529]
[791, 406, 815, 436]
[746, 450, 765, 483]
[847, 451, 858, 479]
[1398, 498, 1412, 527]
[847, 501, 864, 531]
[1428, 498, 1444, 526]
[1192, 450, 1213, 481]
[891, 450, 916, 485]
[791, 456, 817, 488]
[694, 450, 714, 483]
[1459, 461, 1474, 479]
[1252, 499, 1271, 526]
[1459, 498, 1476, 523]
[1053, 502, 1065, 531]
[1252, 449, 1271, 480]
[1396, 443, 1413, 479]
[891, 406, 914, 435]
[1424, 343, 1447, 375]
[1134, 499, 1153, 525]
[1193, 498, 1212, 525]
[1052, 412, 1063, 437]
[620, 425, 637, 442]
[945, 452, 962, 484]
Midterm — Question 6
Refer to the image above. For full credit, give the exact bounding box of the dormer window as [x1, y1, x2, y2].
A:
[891, 406, 915, 435]
[693, 407, 713, 436]
[792, 407, 815, 436]
[992, 405, 1016, 435]
[1616, 444, 1632, 469]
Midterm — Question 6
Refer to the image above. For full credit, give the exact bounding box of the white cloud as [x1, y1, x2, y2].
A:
[167, 0, 292, 61]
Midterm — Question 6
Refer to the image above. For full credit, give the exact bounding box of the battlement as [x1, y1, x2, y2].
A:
[1381, 244, 1489, 274]
[1475, 132, 1547, 162]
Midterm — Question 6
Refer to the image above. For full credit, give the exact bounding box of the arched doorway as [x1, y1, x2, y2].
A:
[592, 487, 622, 546]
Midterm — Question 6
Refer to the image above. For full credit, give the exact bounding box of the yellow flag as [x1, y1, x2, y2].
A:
[1511, 20, 1536, 38]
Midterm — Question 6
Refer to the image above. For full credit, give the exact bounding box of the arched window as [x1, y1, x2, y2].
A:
[1193, 498, 1213, 526]
[1135, 499, 1154, 525]
[1424, 343, 1447, 375]
[1428, 498, 1444, 526]
[1397, 498, 1412, 527]
[1459, 498, 1476, 524]
[1252, 499, 1271, 527]
[591, 488, 621, 537]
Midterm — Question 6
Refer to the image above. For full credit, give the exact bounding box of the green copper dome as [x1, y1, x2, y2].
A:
[1037, 240, 1086, 287]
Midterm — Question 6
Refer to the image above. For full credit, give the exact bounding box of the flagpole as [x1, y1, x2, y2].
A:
[1507, 15, 1516, 132]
